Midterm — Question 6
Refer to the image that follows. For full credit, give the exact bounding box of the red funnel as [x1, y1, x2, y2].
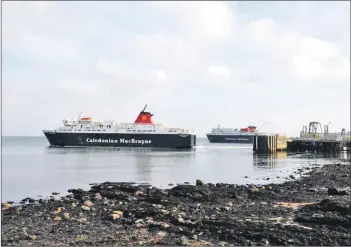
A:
[134, 104, 154, 124]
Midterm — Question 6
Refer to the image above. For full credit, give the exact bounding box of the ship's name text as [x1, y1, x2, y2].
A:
[225, 138, 249, 141]
[86, 138, 152, 144]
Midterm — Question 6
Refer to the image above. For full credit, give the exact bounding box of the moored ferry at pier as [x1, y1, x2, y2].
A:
[206, 125, 264, 144]
[43, 105, 196, 148]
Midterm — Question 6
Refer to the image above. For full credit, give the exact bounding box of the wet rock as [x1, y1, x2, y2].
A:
[49, 196, 57, 202]
[1, 203, 11, 210]
[110, 214, 121, 220]
[196, 179, 205, 186]
[180, 236, 189, 245]
[77, 218, 88, 223]
[113, 210, 124, 216]
[55, 207, 63, 214]
[249, 187, 260, 193]
[84, 200, 94, 207]
[81, 205, 90, 211]
[26, 235, 37, 240]
[63, 213, 70, 219]
[38, 199, 47, 204]
[135, 223, 144, 228]
[319, 198, 351, 213]
[328, 187, 348, 196]
[289, 175, 296, 180]
[160, 222, 170, 229]
[307, 188, 318, 192]
[134, 191, 144, 196]
[157, 231, 167, 237]
[177, 217, 184, 223]
[160, 209, 170, 215]
[2, 163, 351, 246]
[135, 219, 144, 224]
[94, 193, 102, 200]
[54, 216, 62, 221]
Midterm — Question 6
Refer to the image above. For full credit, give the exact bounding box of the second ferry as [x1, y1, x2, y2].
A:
[206, 125, 263, 144]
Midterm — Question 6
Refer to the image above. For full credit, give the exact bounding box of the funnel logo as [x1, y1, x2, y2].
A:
[142, 116, 147, 121]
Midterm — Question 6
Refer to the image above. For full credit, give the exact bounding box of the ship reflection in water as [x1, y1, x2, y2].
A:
[47, 146, 196, 153]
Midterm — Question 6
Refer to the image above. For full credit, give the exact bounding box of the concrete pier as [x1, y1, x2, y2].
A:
[253, 121, 351, 153]
[291, 121, 351, 152]
[287, 139, 350, 152]
[254, 135, 350, 153]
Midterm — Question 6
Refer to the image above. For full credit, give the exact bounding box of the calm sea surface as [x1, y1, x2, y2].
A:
[2, 136, 349, 202]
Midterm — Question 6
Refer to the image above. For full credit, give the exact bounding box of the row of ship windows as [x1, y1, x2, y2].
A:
[74, 125, 156, 129]
[59, 129, 178, 133]
[60, 129, 157, 132]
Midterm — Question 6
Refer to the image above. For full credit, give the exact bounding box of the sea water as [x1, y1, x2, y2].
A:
[2, 136, 348, 202]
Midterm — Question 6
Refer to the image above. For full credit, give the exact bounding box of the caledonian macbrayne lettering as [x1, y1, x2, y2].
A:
[225, 138, 249, 141]
[86, 138, 152, 144]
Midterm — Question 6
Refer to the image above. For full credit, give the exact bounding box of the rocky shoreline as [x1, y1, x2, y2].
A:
[2, 163, 350, 246]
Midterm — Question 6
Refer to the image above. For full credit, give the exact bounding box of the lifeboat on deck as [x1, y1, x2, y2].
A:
[80, 117, 93, 121]
[248, 125, 257, 132]
[79, 116, 93, 123]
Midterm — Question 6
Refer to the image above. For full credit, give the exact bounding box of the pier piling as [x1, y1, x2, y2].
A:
[254, 135, 286, 153]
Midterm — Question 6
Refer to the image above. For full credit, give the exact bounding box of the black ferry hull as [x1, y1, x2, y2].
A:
[43, 131, 196, 149]
[206, 134, 254, 144]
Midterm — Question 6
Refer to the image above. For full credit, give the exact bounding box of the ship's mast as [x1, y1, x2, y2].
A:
[78, 112, 83, 120]
[141, 104, 147, 113]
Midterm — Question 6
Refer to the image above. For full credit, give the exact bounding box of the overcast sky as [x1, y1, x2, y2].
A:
[3, 1, 350, 137]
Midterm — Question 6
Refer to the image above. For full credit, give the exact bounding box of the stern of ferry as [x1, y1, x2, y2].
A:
[176, 132, 196, 149]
